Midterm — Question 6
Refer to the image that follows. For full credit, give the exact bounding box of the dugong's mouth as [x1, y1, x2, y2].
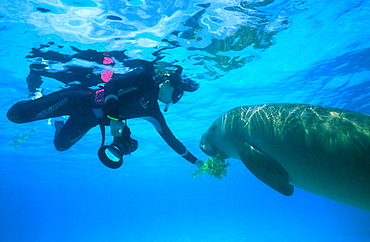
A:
[200, 134, 216, 156]
[199, 142, 215, 156]
[200, 135, 228, 158]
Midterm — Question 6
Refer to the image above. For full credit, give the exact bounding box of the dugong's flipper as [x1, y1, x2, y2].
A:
[238, 142, 294, 196]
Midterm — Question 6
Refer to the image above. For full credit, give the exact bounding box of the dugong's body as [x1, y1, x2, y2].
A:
[200, 104, 370, 212]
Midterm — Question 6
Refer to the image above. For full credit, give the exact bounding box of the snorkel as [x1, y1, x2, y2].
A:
[155, 63, 199, 112]
[155, 64, 184, 112]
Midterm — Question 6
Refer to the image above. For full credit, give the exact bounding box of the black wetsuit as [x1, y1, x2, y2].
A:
[7, 88, 99, 151]
[104, 69, 198, 163]
[7, 69, 198, 164]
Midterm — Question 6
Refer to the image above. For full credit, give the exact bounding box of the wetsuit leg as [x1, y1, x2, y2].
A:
[7, 88, 101, 151]
[54, 110, 99, 151]
[7, 89, 93, 123]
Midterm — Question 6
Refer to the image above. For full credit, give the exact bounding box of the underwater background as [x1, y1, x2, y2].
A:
[0, 0, 370, 241]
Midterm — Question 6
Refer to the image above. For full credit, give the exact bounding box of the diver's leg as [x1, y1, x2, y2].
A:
[53, 110, 99, 151]
[7, 89, 92, 124]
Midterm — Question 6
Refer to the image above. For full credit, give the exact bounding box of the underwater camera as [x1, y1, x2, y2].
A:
[98, 136, 138, 169]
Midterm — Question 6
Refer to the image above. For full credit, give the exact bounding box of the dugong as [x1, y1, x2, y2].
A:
[200, 104, 370, 212]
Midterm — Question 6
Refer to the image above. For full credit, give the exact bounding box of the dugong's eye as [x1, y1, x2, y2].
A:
[211, 125, 217, 131]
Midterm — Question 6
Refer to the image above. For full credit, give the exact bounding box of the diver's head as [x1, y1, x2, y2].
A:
[158, 80, 175, 112]
[155, 64, 200, 112]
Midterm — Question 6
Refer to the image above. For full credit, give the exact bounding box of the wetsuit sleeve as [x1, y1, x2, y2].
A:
[147, 112, 199, 164]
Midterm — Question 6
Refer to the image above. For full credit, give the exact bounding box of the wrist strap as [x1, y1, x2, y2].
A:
[107, 115, 120, 121]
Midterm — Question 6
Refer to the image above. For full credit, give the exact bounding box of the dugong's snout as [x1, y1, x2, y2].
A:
[200, 133, 213, 156]
[200, 133, 221, 157]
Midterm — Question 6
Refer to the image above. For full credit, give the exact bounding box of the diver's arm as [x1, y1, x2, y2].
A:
[104, 70, 138, 119]
[147, 113, 199, 164]
[158, 125, 199, 164]
[104, 70, 138, 137]
[104, 69, 150, 119]
[105, 70, 153, 137]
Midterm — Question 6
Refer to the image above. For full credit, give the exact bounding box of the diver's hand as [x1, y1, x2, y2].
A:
[110, 120, 126, 137]
[194, 160, 204, 167]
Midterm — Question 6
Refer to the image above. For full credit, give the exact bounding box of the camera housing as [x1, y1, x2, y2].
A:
[98, 136, 138, 169]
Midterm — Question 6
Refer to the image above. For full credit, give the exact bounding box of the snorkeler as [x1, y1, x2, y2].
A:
[7, 63, 201, 168]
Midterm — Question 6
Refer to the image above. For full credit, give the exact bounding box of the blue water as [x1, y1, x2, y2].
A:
[1, 0, 370, 241]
